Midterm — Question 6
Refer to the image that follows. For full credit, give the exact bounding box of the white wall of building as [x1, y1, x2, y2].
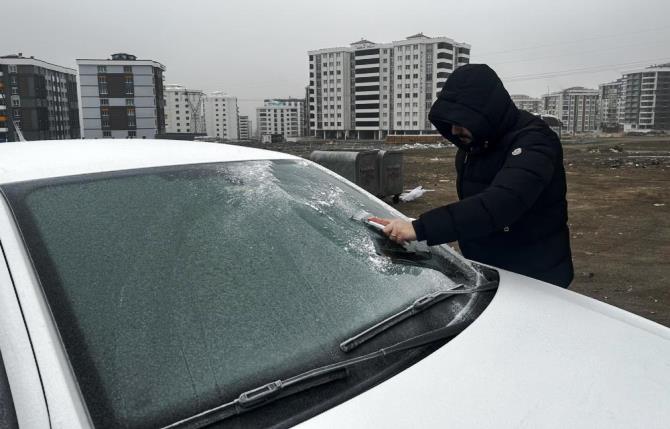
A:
[511, 94, 542, 113]
[308, 33, 470, 138]
[542, 87, 599, 134]
[621, 65, 670, 132]
[164, 84, 206, 134]
[205, 92, 239, 140]
[256, 99, 305, 139]
[238, 115, 251, 139]
[76, 57, 165, 139]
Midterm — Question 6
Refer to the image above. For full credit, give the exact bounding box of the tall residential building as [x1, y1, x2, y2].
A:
[256, 98, 305, 140]
[0, 67, 6, 142]
[0, 53, 80, 142]
[204, 92, 239, 140]
[164, 84, 206, 134]
[621, 64, 670, 132]
[542, 87, 599, 134]
[238, 115, 251, 139]
[77, 53, 166, 139]
[304, 85, 311, 136]
[598, 78, 623, 131]
[308, 33, 471, 139]
[511, 94, 542, 113]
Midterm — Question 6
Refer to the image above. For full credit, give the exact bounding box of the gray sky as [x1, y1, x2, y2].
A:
[6, 0, 670, 120]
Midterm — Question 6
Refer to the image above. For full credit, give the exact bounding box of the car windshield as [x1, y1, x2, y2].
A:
[2, 159, 482, 428]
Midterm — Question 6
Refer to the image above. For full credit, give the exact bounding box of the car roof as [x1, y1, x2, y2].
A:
[0, 139, 298, 184]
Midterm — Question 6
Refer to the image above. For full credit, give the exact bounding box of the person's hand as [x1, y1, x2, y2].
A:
[378, 218, 417, 244]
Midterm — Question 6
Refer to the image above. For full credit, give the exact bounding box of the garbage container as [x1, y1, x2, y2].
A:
[377, 150, 404, 203]
[309, 150, 380, 196]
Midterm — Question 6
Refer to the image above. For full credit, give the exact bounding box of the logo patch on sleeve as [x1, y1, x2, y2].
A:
[512, 148, 522, 156]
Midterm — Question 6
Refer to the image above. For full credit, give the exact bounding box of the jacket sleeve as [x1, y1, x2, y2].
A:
[412, 131, 559, 245]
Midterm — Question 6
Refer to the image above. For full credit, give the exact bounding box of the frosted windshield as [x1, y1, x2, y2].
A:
[7, 160, 479, 428]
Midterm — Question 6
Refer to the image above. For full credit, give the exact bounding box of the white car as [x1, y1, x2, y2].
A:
[0, 140, 668, 429]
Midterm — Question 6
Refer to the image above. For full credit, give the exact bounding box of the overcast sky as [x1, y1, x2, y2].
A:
[6, 0, 670, 120]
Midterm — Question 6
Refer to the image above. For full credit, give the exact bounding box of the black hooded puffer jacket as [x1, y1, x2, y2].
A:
[412, 64, 574, 288]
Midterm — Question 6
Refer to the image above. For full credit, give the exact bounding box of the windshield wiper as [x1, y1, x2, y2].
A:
[162, 318, 475, 429]
[340, 282, 498, 353]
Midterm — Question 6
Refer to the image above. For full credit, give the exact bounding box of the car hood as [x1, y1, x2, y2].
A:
[298, 269, 670, 429]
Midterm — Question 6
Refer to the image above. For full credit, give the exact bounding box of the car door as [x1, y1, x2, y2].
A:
[0, 195, 89, 428]
[0, 237, 49, 428]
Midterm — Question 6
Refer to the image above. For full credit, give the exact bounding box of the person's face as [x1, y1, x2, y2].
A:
[451, 124, 473, 145]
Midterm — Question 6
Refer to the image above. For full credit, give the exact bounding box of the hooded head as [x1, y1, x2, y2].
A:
[429, 64, 519, 151]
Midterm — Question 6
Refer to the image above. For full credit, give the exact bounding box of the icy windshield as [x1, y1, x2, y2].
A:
[3, 159, 479, 428]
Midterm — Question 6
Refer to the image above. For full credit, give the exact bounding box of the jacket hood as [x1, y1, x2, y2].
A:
[429, 64, 519, 151]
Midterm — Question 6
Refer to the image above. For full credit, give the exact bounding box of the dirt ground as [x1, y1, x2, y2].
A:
[246, 136, 670, 327]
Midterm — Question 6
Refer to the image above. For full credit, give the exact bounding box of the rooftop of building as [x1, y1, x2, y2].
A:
[76, 53, 165, 70]
[0, 53, 77, 74]
[510, 94, 541, 100]
[544, 87, 599, 96]
[164, 84, 204, 93]
[309, 33, 470, 54]
[406, 32, 430, 39]
[208, 91, 236, 99]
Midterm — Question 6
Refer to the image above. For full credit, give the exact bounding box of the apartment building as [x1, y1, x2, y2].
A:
[308, 33, 471, 139]
[204, 92, 239, 140]
[238, 115, 251, 139]
[164, 84, 206, 134]
[510, 94, 542, 113]
[0, 66, 7, 142]
[0, 53, 80, 142]
[621, 64, 670, 132]
[256, 98, 305, 140]
[542, 87, 599, 134]
[77, 53, 166, 139]
[598, 79, 623, 132]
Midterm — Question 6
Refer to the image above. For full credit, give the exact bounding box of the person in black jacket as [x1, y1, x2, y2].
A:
[381, 64, 574, 288]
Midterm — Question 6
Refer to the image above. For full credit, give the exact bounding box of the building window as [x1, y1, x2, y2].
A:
[126, 99, 134, 106]
[11, 97, 20, 107]
[98, 76, 108, 95]
[103, 130, 112, 137]
[124, 66, 132, 73]
[97, 65, 107, 73]
[11, 87, 18, 95]
[100, 98, 109, 106]
[128, 130, 136, 137]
